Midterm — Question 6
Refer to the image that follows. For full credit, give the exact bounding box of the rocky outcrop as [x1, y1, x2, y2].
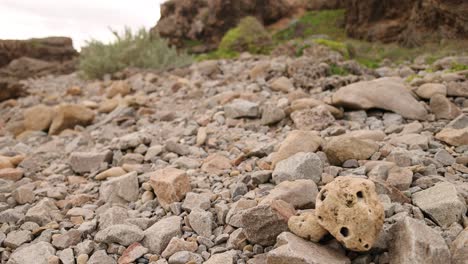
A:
[345, 0, 468, 46]
[0, 37, 78, 101]
[151, 0, 293, 52]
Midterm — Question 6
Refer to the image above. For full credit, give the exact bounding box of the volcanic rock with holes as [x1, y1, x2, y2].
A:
[315, 176, 384, 251]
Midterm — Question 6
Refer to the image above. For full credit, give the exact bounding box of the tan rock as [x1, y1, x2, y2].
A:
[316, 176, 384, 251]
[107, 81, 131, 98]
[270, 77, 294, 93]
[415, 83, 447, 99]
[0, 168, 24, 181]
[435, 127, 468, 146]
[386, 167, 413, 191]
[0, 156, 14, 169]
[271, 130, 323, 167]
[332, 77, 427, 120]
[161, 237, 197, 258]
[430, 94, 461, 120]
[344, 130, 386, 142]
[149, 168, 191, 209]
[98, 97, 120, 113]
[290, 106, 335, 131]
[201, 153, 231, 174]
[451, 228, 468, 264]
[260, 180, 318, 209]
[324, 137, 379, 165]
[49, 104, 95, 135]
[288, 211, 328, 242]
[23, 104, 54, 131]
[95, 167, 127, 180]
[290, 98, 343, 118]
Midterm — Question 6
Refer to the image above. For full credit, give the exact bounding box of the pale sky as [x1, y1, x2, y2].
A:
[0, 0, 167, 50]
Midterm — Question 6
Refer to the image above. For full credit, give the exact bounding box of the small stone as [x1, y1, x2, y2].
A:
[324, 137, 379, 165]
[226, 228, 248, 249]
[201, 154, 231, 174]
[288, 211, 328, 242]
[3, 230, 32, 249]
[161, 237, 197, 258]
[168, 251, 204, 264]
[261, 104, 285, 125]
[49, 104, 95, 135]
[412, 182, 466, 227]
[267, 232, 350, 264]
[272, 152, 323, 184]
[415, 83, 447, 99]
[149, 168, 191, 209]
[290, 106, 335, 131]
[430, 94, 461, 120]
[25, 198, 63, 225]
[107, 80, 131, 98]
[261, 180, 318, 209]
[386, 167, 413, 191]
[96, 167, 127, 180]
[7, 241, 56, 264]
[88, 250, 117, 264]
[436, 127, 468, 146]
[272, 130, 323, 167]
[390, 133, 429, 150]
[100, 172, 139, 204]
[204, 250, 238, 264]
[118, 242, 149, 264]
[52, 229, 82, 249]
[389, 217, 450, 264]
[451, 228, 468, 264]
[270, 76, 294, 92]
[0, 168, 24, 181]
[224, 99, 259, 118]
[12, 185, 35, 204]
[188, 209, 213, 237]
[95, 224, 144, 246]
[434, 149, 455, 166]
[59, 248, 75, 264]
[77, 254, 89, 264]
[70, 150, 113, 173]
[316, 176, 384, 251]
[142, 216, 182, 254]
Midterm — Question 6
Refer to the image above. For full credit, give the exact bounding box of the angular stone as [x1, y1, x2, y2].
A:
[169, 251, 204, 264]
[272, 130, 323, 167]
[96, 167, 127, 180]
[59, 248, 74, 264]
[390, 133, 429, 150]
[188, 209, 213, 237]
[70, 150, 113, 173]
[415, 83, 447, 99]
[142, 216, 182, 254]
[436, 128, 468, 146]
[49, 104, 95, 135]
[290, 106, 335, 131]
[201, 153, 232, 174]
[224, 99, 259, 118]
[447, 81, 468, 97]
[99, 206, 129, 230]
[99, 172, 139, 204]
[332, 77, 427, 120]
[260, 180, 318, 209]
[25, 198, 62, 225]
[430, 94, 461, 120]
[324, 137, 379, 165]
[267, 232, 350, 264]
[95, 224, 144, 246]
[451, 228, 468, 264]
[270, 76, 294, 92]
[23, 104, 54, 131]
[161, 237, 197, 259]
[118, 242, 148, 264]
[288, 211, 328, 242]
[181, 192, 211, 212]
[12, 185, 35, 204]
[88, 250, 116, 264]
[261, 104, 286, 125]
[205, 250, 238, 264]
[149, 168, 191, 209]
[316, 176, 384, 251]
[6, 241, 56, 264]
[389, 217, 450, 264]
[240, 204, 290, 246]
[386, 167, 413, 191]
[412, 182, 466, 227]
[272, 152, 323, 185]
[3, 230, 32, 249]
[434, 149, 455, 166]
[52, 229, 82, 249]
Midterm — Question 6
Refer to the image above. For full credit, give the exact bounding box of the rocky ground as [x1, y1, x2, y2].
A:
[0, 48, 467, 264]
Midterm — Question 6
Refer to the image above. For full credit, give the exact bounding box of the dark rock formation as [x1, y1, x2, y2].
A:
[345, 0, 468, 46]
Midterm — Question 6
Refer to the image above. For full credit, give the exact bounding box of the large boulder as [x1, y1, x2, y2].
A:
[332, 77, 428, 120]
[345, 0, 468, 46]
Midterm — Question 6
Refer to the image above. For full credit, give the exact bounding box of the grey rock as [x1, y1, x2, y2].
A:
[142, 216, 182, 254]
[168, 251, 203, 264]
[99, 172, 139, 204]
[267, 232, 350, 264]
[260, 180, 318, 209]
[25, 198, 62, 225]
[412, 182, 466, 227]
[99, 206, 128, 230]
[0, 208, 24, 224]
[95, 224, 144, 246]
[52, 229, 82, 249]
[224, 99, 259, 118]
[3, 230, 32, 249]
[272, 152, 323, 184]
[69, 150, 113, 173]
[188, 209, 213, 237]
[88, 250, 117, 264]
[59, 248, 75, 264]
[434, 149, 455, 166]
[204, 250, 238, 264]
[6, 241, 56, 264]
[261, 104, 285, 125]
[389, 217, 450, 264]
[181, 192, 211, 212]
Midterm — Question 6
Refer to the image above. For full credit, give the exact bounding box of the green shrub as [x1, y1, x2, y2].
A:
[329, 64, 350, 76]
[79, 28, 193, 79]
[313, 38, 350, 59]
[218, 16, 272, 54]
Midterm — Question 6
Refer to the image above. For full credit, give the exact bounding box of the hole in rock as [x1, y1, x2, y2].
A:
[356, 191, 364, 199]
[364, 244, 369, 249]
[340, 227, 349, 237]
[320, 190, 328, 201]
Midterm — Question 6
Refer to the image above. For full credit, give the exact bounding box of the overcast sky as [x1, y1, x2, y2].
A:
[0, 0, 166, 49]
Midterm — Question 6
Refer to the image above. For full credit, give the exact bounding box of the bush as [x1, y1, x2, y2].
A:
[79, 28, 193, 79]
[218, 16, 273, 55]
